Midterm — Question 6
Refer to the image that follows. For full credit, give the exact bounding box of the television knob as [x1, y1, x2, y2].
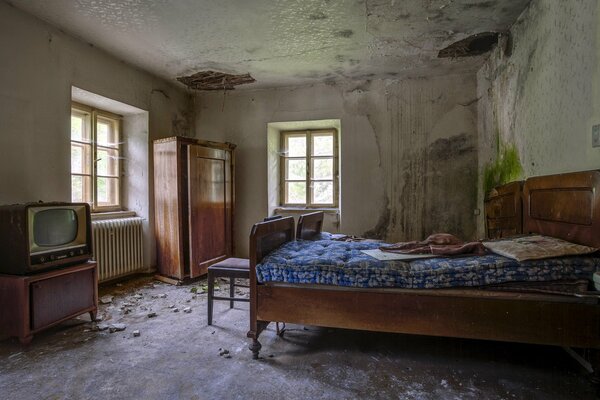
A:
[69, 251, 74, 256]
[79, 249, 84, 255]
[40, 256, 45, 263]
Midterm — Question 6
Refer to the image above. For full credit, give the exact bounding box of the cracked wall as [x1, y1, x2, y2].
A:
[194, 74, 478, 256]
[477, 0, 600, 237]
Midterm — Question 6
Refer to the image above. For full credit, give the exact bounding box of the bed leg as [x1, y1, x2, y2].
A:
[249, 339, 262, 360]
[589, 349, 600, 384]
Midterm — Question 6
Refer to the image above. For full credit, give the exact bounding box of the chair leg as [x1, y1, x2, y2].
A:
[207, 272, 214, 325]
[230, 277, 235, 309]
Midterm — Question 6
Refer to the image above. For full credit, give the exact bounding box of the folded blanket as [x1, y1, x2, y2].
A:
[380, 233, 486, 256]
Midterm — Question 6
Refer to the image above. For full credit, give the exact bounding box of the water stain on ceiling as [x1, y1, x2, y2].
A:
[10, 0, 531, 89]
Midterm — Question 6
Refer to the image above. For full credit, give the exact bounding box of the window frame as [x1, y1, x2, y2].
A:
[279, 129, 339, 208]
[71, 102, 123, 212]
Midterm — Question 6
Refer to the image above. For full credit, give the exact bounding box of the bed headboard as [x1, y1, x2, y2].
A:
[523, 170, 600, 247]
[249, 216, 295, 266]
[485, 181, 524, 239]
[296, 211, 325, 240]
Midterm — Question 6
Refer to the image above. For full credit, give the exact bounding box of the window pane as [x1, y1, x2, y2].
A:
[71, 143, 91, 174]
[97, 148, 119, 176]
[97, 117, 118, 147]
[96, 177, 119, 207]
[312, 134, 333, 156]
[71, 112, 91, 142]
[312, 181, 334, 204]
[312, 158, 333, 180]
[286, 135, 306, 157]
[286, 182, 306, 204]
[71, 115, 83, 140]
[71, 175, 91, 203]
[286, 159, 306, 180]
[71, 145, 83, 174]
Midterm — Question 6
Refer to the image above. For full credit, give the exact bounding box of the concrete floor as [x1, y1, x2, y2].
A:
[0, 276, 597, 400]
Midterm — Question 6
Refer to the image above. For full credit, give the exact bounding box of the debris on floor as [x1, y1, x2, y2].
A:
[100, 295, 113, 304]
[0, 275, 596, 399]
[108, 323, 126, 333]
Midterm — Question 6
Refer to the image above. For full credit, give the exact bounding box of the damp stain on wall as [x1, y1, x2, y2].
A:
[428, 133, 475, 161]
[483, 143, 523, 194]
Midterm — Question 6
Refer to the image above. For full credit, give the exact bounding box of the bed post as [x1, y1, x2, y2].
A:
[247, 223, 262, 359]
[247, 216, 295, 359]
[589, 349, 600, 384]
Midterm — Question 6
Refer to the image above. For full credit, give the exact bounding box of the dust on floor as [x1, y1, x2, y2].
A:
[0, 276, 598, 400]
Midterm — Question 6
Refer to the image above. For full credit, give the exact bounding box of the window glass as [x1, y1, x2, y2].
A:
[70, 106, 121, 210]
[281, 130, 337, 207]
[286, 182, 306, 204]
[96, 177, 119, 206]
[286, 136, 306, 157]
[312, 158, 333, 180]
[96, 148, 119, 176]
[312, 135, 333, 156]
[312, 181, 334, 204]
[286, 159, 306, 180]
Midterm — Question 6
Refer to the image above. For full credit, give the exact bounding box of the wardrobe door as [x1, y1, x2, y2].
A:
[187, 145, 232, 277]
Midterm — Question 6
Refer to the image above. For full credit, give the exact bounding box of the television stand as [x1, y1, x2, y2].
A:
[0, 262, 97, 344]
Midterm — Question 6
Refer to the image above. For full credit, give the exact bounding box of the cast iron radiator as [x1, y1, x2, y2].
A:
[92, 217, 144, 282]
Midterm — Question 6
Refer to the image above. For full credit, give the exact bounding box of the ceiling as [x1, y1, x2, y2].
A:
[10, 0, 530, 89]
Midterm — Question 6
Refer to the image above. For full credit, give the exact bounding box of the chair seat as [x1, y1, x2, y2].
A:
[207, 257, 250, 326]
[208, 257, 249, 271]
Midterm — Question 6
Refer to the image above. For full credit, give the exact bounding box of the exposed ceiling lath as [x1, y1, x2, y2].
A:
[438, 32, 500, 58]
[177, 70, 255, 90]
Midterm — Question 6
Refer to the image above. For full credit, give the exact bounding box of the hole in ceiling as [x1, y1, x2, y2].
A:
[438, 32, 500, 58]
[176, 70, 255, 90]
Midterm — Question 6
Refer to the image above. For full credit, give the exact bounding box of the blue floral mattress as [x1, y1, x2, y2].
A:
[256, 240, 600, 289]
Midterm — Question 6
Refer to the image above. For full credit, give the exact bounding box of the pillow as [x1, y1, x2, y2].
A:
[482, 235, 598, 262]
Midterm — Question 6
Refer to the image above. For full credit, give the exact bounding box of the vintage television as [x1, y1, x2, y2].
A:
[0, 202, 92, 275]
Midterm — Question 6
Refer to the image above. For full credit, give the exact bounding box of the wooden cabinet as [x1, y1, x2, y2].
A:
[0, 262, 98, 344]
[154, 136, 235, 281]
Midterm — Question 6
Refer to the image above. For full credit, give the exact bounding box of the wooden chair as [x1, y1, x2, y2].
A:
[207, 216, 284, 325]
[207, 257, 250, 325]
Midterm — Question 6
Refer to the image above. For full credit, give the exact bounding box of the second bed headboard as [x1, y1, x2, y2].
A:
[523, 170, 600, 248]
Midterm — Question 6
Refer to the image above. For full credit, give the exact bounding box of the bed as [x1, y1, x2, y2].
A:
[247, 170, 600, 378]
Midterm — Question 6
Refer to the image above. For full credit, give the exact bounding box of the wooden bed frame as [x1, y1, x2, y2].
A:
[248, 170, 600, 377]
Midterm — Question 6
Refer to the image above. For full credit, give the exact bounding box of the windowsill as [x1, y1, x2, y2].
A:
[274, 207, 339, 214]
[91, 210, 137, 220]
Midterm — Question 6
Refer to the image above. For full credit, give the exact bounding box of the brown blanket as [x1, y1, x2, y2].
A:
[380, 233, 486, 256]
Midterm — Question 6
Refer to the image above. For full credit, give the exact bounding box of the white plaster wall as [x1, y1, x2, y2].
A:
[0, 2, 192, 268]
[477, 0, 600, 236]
[194, 75, 479, 257]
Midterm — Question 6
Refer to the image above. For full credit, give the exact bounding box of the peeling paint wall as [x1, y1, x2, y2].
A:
[477, 0, 600, 236]
[0, 3, 192, 268]
[194, 74, 479, 256]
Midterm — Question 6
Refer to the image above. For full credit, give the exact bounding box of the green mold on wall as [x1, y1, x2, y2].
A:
[483, 143, 523, 194]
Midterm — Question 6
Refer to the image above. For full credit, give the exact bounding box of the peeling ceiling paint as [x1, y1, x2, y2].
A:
[10, 0, 531, 89]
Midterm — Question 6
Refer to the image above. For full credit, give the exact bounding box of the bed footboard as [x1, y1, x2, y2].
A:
[247, 216, 295, 358]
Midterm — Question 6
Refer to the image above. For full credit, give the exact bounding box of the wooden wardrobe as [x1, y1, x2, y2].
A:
[153, 136, 235, 281]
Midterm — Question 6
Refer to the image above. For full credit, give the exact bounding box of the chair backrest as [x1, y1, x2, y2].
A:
[296, 211, 325, 240]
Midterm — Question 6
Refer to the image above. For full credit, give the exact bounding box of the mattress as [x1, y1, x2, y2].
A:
[256, 240, 600, 289]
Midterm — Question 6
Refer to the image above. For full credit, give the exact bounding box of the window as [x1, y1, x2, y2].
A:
[70, 103, 121, 211]
[280, 129, 338, 207]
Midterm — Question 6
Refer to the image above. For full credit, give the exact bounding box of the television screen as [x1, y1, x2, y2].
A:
[33, 209, 78, 247]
